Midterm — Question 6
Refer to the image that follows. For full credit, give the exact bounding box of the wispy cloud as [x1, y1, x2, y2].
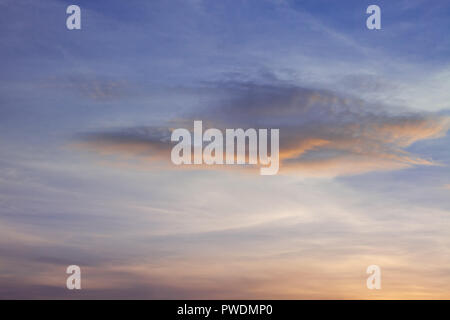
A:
[75, 82, 450, 176]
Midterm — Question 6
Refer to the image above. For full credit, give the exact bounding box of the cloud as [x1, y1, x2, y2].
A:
[74, 127, 171, 162]
[40, 74, 129, 101]
[74, 82, 450, 177]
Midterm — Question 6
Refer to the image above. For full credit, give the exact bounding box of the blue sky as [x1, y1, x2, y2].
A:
[1, 0, 450, 298]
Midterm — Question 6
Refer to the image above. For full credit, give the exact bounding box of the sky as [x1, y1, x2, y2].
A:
[1, 0, 450, 299]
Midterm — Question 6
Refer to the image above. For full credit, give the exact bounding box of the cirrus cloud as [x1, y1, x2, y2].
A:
[74, 82, 450, 177]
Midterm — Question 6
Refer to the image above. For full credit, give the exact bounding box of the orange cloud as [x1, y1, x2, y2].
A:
[73, 83, 450, 177]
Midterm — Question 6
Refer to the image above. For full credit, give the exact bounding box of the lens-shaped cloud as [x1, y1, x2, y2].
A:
[74, 82, 449, 177]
